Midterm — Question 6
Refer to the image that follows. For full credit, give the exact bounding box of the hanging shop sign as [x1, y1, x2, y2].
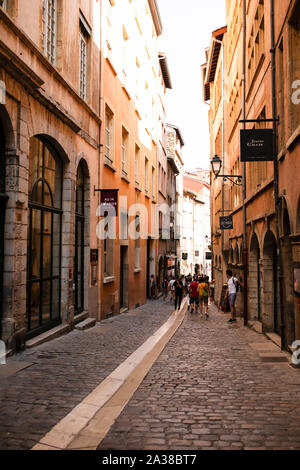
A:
[100, 189, 118, 216]
[182, 253, 188, 260]
[206, 252, 212, 260]
[220, 216, 233, 230]
[240, 129, 274, 162]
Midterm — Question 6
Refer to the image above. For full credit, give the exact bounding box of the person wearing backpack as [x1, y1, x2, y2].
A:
[198, 276, 209, 319]
[225, 269, 243, 323]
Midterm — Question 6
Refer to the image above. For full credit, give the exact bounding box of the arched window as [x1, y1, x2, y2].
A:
[27, 137, 62, 337]
[74, 162, 85, 315]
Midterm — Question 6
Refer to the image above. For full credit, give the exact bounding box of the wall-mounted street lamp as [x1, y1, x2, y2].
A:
[211, 155, 243, 186]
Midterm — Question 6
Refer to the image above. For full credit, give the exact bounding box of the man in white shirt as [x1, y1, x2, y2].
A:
[226, 269, 242, 323]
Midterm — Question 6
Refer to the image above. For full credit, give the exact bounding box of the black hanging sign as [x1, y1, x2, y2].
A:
[240, 129, 274, 162]
[100, 189, 118, 216]
[220, 216, 233, 230]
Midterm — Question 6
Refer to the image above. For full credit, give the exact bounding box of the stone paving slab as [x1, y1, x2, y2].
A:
[98, 304, 300, 451]
[0, 298, 175, 450]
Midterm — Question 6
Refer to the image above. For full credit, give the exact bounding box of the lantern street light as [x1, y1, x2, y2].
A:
[211, 155, 243, 186]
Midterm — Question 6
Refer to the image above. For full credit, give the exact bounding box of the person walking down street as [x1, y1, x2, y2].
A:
[198, 276, 209, 319]
[150, 275, 156, 300]
[162, 278, 169, 301]
[169, 277, 176, 304]
[174, 278, 183, 311]
[225, 269, 243, 323]
[189, 276, 199, 314]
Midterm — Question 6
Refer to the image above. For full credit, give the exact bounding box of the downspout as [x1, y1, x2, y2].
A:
[242, 0, 248, 326]
[270, 0, 286, 349]
[97, 0, 103, 321]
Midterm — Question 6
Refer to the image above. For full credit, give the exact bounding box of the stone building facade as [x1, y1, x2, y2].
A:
[0, 0, 102, 348]
[165, 123, 184, 279]
[203, 0, 300, 349]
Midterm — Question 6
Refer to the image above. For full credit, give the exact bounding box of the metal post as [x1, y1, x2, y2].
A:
[242, 0, 248, 326]
[270, 0, 286, 350]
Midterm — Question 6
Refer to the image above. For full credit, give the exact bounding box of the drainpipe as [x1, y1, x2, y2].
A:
[270, 0, 286, 350]
[242, 0, 248, 326]
[97, 0, 103, 321]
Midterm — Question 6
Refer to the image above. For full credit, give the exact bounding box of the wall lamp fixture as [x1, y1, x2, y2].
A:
[211, 155, 242, 186]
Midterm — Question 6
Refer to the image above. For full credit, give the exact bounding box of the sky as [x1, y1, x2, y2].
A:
[157, 0, 226, 171]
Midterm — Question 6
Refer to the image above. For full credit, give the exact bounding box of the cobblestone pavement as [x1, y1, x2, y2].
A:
[98, 303, 300, 451]
[0, 298, 174, 450]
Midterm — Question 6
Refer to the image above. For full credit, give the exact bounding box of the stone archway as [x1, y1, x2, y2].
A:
[262, 230, 279, 334]
[0, 104, 15, 344]
[74, 158, 90, 316]
[281, 206, 295, 345]
[249, 233, 261, 322]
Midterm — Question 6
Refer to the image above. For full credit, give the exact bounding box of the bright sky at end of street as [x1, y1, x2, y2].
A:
[157, 0, 226, 171]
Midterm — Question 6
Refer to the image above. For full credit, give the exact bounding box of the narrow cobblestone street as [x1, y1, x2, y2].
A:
[2, 298, 300, 451]
[0, 299, 174, 450]
[97, 303, 300, 451]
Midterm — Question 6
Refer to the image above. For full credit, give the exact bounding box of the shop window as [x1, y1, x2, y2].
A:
[27, 137, 62, 337]
[74, 162, 85, 315]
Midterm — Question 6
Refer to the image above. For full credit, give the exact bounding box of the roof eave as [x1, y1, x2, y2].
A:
[159, 53, 172, 89]
[148, 0, 163, 36]
[204, 26, 227, 85]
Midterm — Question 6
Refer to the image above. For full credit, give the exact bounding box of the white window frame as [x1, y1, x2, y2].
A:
[145, 157, 149, 194]
[79, 31, 87, 100]
[42, 0, 57, 65]
[135, 145, 140, 186]
[105, 106, 114, 164]
[121, 127, 128, 177]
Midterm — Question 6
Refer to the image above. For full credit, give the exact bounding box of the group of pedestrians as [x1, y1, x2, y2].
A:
[155, 269, 242, 323]
[160, 273, 213, 315]
[187, 275, 211, 318]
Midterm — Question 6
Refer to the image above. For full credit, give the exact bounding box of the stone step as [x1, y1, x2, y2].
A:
[26, 324, 71, 349]
[74, 318, 96, 331]
[259, 352, 288, 363]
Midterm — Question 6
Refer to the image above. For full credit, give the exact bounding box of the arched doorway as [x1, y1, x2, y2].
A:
[0, 121, 8, 339]
[27, 136, 63, 338]
[281, 206, 295, 345]
[249, 233, 261, 321]
[262, 231, 279, 334]
[74, 161, 86, 315]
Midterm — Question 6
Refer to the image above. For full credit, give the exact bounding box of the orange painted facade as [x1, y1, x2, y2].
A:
[203, 0, 300, 348]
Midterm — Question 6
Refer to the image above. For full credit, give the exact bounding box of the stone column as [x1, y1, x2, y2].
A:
[61, 166, 76, 326]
